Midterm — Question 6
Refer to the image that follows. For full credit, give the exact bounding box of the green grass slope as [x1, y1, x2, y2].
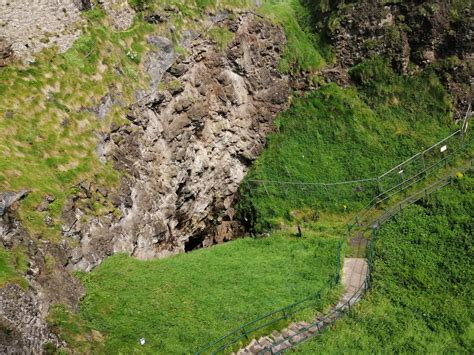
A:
[259, 0, 332, 73]
[0, 8, 154, 242]
[50, 234, 342, 353]
[296, 172, 474, 353]
[238, 58, 456, 231]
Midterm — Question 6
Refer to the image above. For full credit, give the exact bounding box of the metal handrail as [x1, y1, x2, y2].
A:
[196, 241, 344, 354]
[264, 163, 472, 353]
[347, 135, 473, 230]
[247, 129, 465, 188]
[378, 129, 461, 179]
[197, 123, 472, 354]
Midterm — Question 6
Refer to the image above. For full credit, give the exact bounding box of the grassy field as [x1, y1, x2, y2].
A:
[296, 172, 474, 353]
[48, 233, 342, 353]
[238, 58, 456, 232]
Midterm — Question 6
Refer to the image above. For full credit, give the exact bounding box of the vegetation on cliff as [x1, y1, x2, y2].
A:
[297, 172, 473, 353]
[0, 8, 153, 242]
[259, 0, 332, 73]
[238, 58, 455, 232]
[0, 0, 471, 353]
[0, 246, 28, 289]
[0, 0, 268, 284]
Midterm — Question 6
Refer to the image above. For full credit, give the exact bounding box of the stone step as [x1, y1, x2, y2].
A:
[281, 328, 297, 338]
[270, 331, 284, 343]
[272, 340, 292, 353]
[289, 333, 306, 344]
[247, 339, 264, 353]
[236, 258, 370, 354]
[289, 323, 300, 332]
[307, 324, 319, 334]
[296, 321, 310, 329]
[258, 336, 274, 348]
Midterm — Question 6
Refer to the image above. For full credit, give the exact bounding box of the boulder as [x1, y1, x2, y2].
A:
[0, 190, 28, 216]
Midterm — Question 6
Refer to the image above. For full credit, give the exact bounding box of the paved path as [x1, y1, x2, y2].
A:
[341, 258, 368, 300]
[235, 258, 368, 354]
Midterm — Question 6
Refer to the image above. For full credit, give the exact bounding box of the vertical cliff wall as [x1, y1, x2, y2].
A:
[64, 12, 289, 271]
[0, 5, 289, 351]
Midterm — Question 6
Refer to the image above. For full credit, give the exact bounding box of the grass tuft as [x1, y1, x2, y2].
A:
[0, 246, 28, 289]
[259, 0, 331, 74]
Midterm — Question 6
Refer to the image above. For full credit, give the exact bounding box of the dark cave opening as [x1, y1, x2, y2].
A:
[184, 234, 206, 252]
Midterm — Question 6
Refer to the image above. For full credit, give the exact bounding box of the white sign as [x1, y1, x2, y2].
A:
[440, 145, 447, 153]
[139, 338, 146, 346]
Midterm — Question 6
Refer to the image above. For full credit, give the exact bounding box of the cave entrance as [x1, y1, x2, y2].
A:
[184, 234, 206, 252]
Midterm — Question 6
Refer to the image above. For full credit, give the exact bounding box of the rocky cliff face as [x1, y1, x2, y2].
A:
[0, 193, 83, 353]
[63, 12, 289, 271]
[309, 0, 473, 117]
[0, 9, 288, 352]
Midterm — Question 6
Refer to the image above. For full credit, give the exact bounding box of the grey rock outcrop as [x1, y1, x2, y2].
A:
[0, 190, 28, 217]
[0, 0, 134, 63]
[0, 284, 63, 354]
[64, 13, 289, 271]
[101, 0, 136, 30]
[0, 0, 84, 63]
[1, 193, 84, 353]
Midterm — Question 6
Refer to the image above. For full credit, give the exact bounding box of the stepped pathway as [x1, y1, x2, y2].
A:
[233, 161, 473, 355]
[234, 258, 368, 355]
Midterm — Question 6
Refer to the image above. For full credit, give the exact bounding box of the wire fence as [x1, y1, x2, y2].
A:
[347, 134, 472, 233]
[196, 121, 472, 354]
[195, 240, 344, 354]
[261, 161, 473, 353]
[245, 129, 473, 212]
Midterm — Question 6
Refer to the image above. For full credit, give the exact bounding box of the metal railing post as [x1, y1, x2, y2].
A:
[421, 152, 426, 173]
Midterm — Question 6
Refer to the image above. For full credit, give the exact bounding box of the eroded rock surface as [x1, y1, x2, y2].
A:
[310, 0, 473, 116]
[64, 13, 289, 271]
[101, 0, 136, 30]
[0, 0, 134, 63]
[0, 37, 14, 67]
[0, 193, 83, 354]
[0, 284, 63, 354]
